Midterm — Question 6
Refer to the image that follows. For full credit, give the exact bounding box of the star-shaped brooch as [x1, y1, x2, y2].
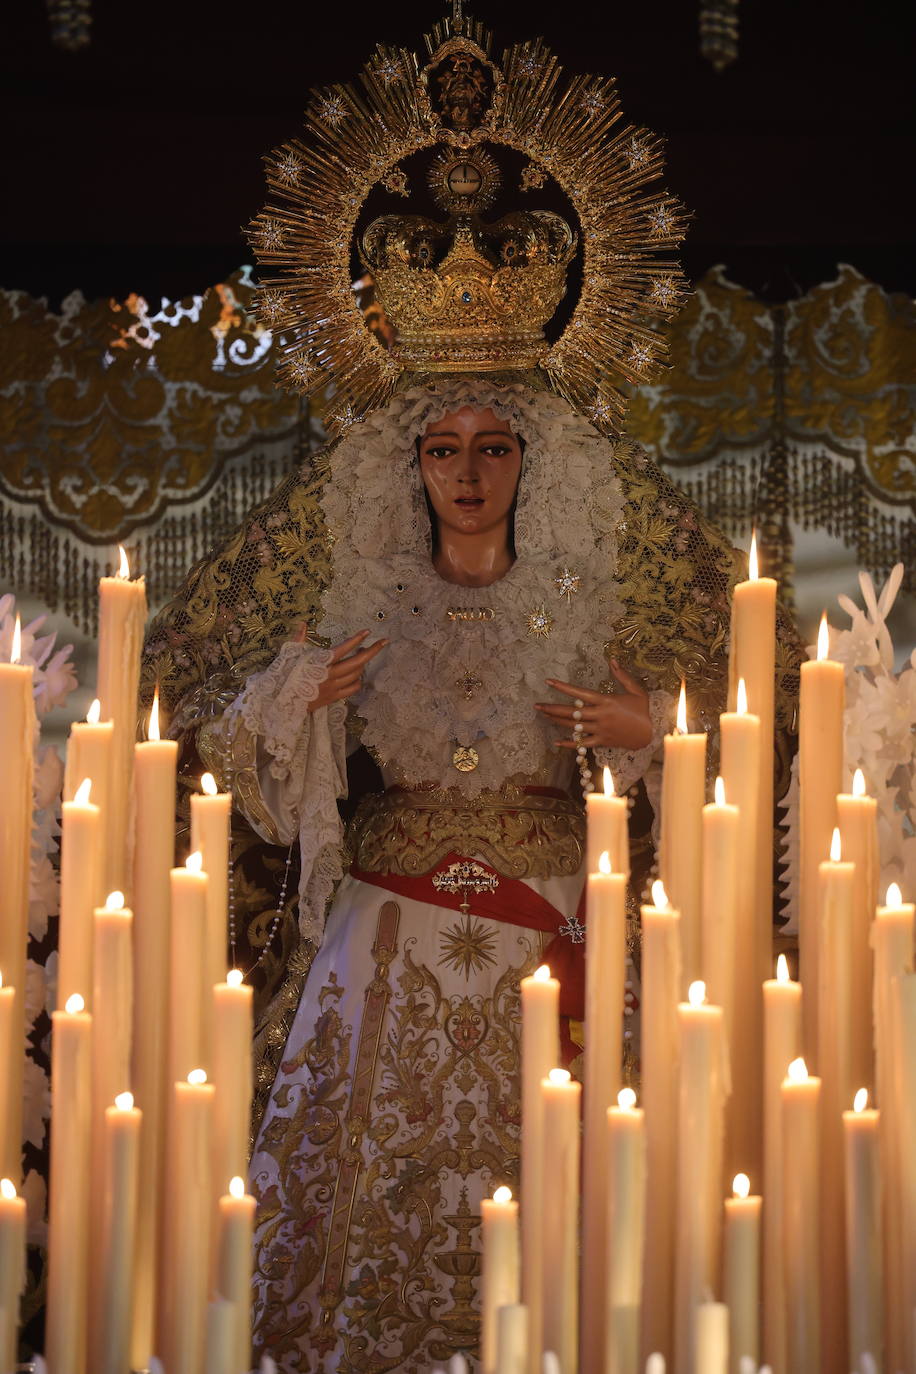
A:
[554, 566, 581, 602]
[526, 604, 553, 638]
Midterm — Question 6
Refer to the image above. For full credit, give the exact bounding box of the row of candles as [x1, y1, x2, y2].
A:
[472, 540, 916, 1374]
[0, 553, 257, 1374]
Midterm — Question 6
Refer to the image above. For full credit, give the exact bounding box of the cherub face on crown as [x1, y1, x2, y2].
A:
[433, 52, 492, 130]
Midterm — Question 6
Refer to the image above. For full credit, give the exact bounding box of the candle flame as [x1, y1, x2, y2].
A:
[676, 681, 687, 734]
[732, 1173, 750, 1200]
[226, 968, 244, 988]
[116, 545, 130, 579]
[776, 953, 790, 984]
[493, 1185, 513, 1204]
[201, 771, 218, 796]
[187, 1068, 208, 1085]
[651, 879, 669, 910]
[229, 1176, 245, 1199]
[533, 964, 552, 982]
[65, 994, 85, 1014]
[688, 980, 706, 1008]
[852, 768, 866, 798]
[598, 850, 612, 875]
[87, 697, 101, 724]
[830, 827, 842, 862]
[603, 765, 614, 796]
[714, 776, 726, 807]
[74, 777, 92, 805]
[886, 881, 903, 907]
[736, 677, 748, 716]
[115, 1091, 134, 1111]
[617, 1087, 637, 1110]
[148, 686, 161, 741]
[787, 1056, 808, 1083]
[548, 1068, 571, 1086]
[0, 1178, 17, 1200]
[816, 612, 829, 661]
[748, 530, 759, 582]
[854, 1088, 869, 1113]
[105, 891, 125, 911]
[186, 850, 203, 873]
[11, 615, 21, 665]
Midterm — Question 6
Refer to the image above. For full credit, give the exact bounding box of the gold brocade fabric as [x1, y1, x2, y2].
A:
[347, 785, 585, 879]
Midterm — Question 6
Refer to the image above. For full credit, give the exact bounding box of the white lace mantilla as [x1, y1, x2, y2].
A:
[319, 379, 631, 795]
[225, 641, 348, 944]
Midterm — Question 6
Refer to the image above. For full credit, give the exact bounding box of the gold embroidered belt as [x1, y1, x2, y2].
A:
[346, 785, 585, 880]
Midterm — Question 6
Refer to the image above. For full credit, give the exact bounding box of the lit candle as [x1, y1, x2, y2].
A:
[890, 971, 916, 1373]
[58, 776, 103, 1011]
[728, 532, 778, 1053]
[211, 969, 253, 1225]
[96, 545, 147, 896]
[605, 1087, 646, 1374]
[496, 1303, 528, 1374]
[798, 612, 844, 1057]
[160, 1069, 214, 1374]
[0, 975, 17, 1192]
[660, 683, 706, 989]
[191, 772, 232, 1050]
[719, 677, 763, 1186]
[0, 617, 34, 1185]
[0, 1177, 26, 1374]
[585, 765, 629, 876]
[762, 953, 802, 1374]
[45, 993, 93, 1374]
[540, 1067, 581, 1374]
[480, 1186, 520, 1374]
[694, 1301, 729, 1374]
[701, 776, 739, 1074]
[520, 963, 559, 1372]
[817, 827, 855, 1373]
[873, 882, 915, 1374]
[90, 1092, 141, 1374]
[674, 981, 727, 1374]
[781, 1057, 821, 1374]
[89, 890, 134, 1361]
[64, 696, 113, 809]
[582, 850, 627, 1371]
[724, 1173, 761, 1371]
[214, 1176, 256, 1373]
[843, 1089, 881, 1373]
[837, 769, 878, 1094]
[130, 687, 178, 1371]
[169, 851, 209, 1086]
[640, 880, 681, 1367]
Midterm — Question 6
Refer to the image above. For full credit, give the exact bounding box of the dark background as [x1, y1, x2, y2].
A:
[3, 0, 914, 307]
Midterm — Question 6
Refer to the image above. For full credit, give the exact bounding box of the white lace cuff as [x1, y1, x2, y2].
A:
[593, 688, 675, 797]
[224, 641, 349, 947]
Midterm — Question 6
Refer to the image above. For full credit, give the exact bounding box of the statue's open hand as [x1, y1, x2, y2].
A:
[291, 626, 388, 712]
[535, 659, 653, 751]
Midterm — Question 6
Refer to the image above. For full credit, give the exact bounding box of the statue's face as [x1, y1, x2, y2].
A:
[418, 406, 523, 541]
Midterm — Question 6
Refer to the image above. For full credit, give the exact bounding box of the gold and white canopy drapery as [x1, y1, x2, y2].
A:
[1, 264, 913, 631]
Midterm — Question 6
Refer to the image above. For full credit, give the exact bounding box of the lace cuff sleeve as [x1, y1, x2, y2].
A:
[221, 641, 349, 946]
[593, 688, 675, 797]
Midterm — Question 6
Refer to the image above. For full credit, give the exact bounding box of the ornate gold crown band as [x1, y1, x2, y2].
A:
[249, 6, 689, 435]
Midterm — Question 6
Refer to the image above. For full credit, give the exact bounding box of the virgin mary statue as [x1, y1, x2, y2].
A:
[142, 12, 800, 1370]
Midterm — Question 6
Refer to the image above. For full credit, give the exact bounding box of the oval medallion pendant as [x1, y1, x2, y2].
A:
[452, 744, 480, 773]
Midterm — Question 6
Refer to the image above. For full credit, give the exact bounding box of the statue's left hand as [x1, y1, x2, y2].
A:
[535, 660, 653, 751]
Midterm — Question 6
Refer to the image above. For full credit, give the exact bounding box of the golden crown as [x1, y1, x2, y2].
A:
[249, 10, 689, 434]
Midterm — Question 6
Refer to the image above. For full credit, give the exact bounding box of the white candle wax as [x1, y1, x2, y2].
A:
[605, 1090, 646, 1374]
[0, 1178, 26, 1373]
[520, 965, 559, 1373]
[762, 956, 801, 1374]
[724, 1174, 761, 1371]
[695, 1302, 729, 1373]
[90, 1095, 141, 1374]
[585, 766, 629, 876]
[581, 855, 627, 1372]
[495, 1302, 528, 1374]
[781, 1059, 821, 1374]
[211, 973, 254, 1233]
[159, 1072, 214, 1374]
[480, 1187, 520, 1374]
[191, 775, 232, 1055]
[540, 1068, 581, 1374]
[660, 686, 706, 989]
[214, 1178, 257, 1373]
[843, 1091, 882, 1373]
[837, 777, 878, 1094]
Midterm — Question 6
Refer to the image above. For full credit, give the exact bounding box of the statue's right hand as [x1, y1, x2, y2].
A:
[291, 628, 388, 712]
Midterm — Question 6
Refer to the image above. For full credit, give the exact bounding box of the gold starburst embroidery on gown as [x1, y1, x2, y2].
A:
[438, 912, 498, 978]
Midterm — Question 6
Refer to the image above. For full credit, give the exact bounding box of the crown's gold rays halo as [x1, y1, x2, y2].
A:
[248, 13, 689, 436]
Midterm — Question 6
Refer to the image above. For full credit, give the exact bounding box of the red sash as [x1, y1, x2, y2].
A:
[350, 852, 587, 1020]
